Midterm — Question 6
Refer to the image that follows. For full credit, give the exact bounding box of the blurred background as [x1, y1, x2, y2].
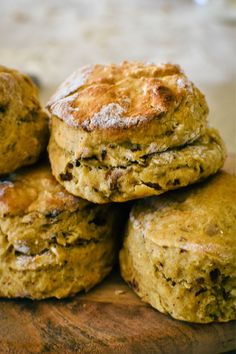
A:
[1, 0, 235, 152]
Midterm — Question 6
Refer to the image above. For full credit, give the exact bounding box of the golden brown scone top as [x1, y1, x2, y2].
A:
[47, 61, 208, 132]
[0, 163, 87, 217]
[0, 65, 40, 114]
[131, 171, 236, 260]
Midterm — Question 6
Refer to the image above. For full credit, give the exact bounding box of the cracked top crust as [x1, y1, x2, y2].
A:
[0, 162, 87, 217]
[47, 61, 208, 138]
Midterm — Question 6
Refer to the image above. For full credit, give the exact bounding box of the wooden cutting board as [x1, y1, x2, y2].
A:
[0, 156, 235, 354]
[0, 271, 235, 354]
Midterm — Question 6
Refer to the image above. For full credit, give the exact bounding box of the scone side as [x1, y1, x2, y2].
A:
[0, 238, 116, 299]
[0, 167, 120, 299]
[0, 67, 49, 174]
[119, 219, 236, 323]
[0, 111, 49, 175]
[48, 128, 226, 203]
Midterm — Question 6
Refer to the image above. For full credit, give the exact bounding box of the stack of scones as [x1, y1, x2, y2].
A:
[0, 62, 235, 323]
[0, 66, 120, 299]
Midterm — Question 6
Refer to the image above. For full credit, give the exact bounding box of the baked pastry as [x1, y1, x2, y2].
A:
[48, 126, 225, 203]
[119, 171, 236, 323]
[46, 61, 224, 204]
[0, 66, 48, 175]
[0, 162, 119, 299]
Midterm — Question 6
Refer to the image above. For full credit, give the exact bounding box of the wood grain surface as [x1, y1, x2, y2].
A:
[0, 156, 235, 354]
[0, 271, 235, 354]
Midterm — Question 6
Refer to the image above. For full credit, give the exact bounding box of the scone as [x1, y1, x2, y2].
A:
[46, 61, 225, 203]
[120, 171, 236, 323]
[0, 66, 48, 175]
[0, 162, 119, 299]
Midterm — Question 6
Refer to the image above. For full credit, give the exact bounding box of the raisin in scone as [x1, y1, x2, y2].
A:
[0, 66, 48, 175]
[120, 170, 236, 323]
[47, 61, 224, 203]
[0, 162, 119, 299]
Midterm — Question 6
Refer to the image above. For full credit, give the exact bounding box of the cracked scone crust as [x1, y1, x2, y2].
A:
[119, 171, 236, 323]
[0, 66, 48, 175]
[0, 163, 118, 299]
[48, 127, 226, 203]
[47, 61, 208, 149]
